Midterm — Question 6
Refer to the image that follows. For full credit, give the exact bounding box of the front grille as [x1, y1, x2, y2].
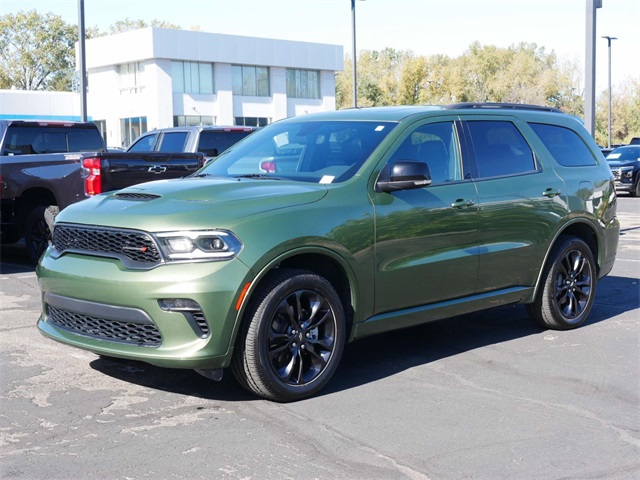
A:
[47, 304, 161, 347]
[115, 192, 161, 201]
[52, 224, 161, 267]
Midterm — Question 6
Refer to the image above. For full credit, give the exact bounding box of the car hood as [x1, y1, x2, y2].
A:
[55, 177, 329, 231]
[607, 160, 638, 168]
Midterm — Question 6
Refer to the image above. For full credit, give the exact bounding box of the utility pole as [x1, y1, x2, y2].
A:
[584, 0, 602, 137]
[78, 0, 87, 122]
[602, 35, 617, 148]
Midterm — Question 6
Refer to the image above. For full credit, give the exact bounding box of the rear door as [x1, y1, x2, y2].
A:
[460, 115, 567, 293]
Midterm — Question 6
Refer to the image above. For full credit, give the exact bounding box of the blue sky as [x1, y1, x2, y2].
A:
[2, 0, 638, 93]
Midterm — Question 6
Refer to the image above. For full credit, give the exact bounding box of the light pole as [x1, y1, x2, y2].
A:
[602, 35, 617, 149]
[351, 0, 365, 108]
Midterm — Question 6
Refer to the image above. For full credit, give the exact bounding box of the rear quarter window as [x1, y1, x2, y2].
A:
[528, 123, 596, 167]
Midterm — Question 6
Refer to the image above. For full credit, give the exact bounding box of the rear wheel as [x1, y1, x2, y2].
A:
[527, 236, 596, 330]
[232, 268, 346, 402]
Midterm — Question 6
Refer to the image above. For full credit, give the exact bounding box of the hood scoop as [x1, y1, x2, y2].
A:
[114, 192, 161, 201]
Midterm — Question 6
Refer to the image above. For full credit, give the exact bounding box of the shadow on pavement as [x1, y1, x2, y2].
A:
[88, 275, 636, 402]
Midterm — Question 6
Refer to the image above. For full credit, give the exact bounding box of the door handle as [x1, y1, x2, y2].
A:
[542, 188, 562, 198]
[450, 199, 475, 209]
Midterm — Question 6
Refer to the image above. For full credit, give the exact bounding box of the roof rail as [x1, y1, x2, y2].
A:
[445, 102, 563, 113]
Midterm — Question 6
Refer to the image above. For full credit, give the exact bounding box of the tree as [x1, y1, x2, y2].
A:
[104, 18, 182, 36]
[0, 10, 77, 91]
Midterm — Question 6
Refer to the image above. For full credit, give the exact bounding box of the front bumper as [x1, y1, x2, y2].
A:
[37, 250, 252, 369]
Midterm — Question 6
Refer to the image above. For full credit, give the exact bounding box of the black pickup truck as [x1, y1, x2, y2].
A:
[0, 120, 204, 263]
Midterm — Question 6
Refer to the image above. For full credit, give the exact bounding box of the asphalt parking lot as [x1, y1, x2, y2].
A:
[1, 197, 638, 480]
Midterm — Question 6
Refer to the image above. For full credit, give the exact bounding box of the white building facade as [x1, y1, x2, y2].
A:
[88, 28, 343, 148]
[0, 28, 343, 149]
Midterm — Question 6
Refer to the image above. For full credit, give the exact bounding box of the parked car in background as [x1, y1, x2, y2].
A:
[37, 103, 619, 402]
[606, 145, 640, 196]
[0, 120, 204, 263]
[126, 125, 256, 162]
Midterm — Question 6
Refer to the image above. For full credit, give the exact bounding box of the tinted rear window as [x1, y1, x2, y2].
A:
[528, 123, 596, 167]
[158, 132, 189, 152]
[197, 131, 253, 157]
[465, 121, 536, 178]
[2, 125, 105, 155]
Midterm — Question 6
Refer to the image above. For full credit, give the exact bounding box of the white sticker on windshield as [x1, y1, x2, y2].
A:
[320, 176, 335, 184]
[375, 126, 386, 132]
[607, 153, 621, 159]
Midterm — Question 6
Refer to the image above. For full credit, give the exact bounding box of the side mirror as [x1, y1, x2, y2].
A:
[376, 161, 432, 193]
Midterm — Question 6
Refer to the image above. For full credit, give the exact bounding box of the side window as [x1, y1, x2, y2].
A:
[465, 121, 536, 178]
[127, 133, 158, 152]
[388, 121, 462, 184]
[68, 129, 106, 152]
[528, 123, 597, 167]
[158, 132, 189, 152]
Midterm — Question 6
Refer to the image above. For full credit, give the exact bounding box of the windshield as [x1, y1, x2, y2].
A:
[199, 120, 396, 183]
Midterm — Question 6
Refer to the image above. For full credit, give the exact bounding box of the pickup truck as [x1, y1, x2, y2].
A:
[0, 120, 204, 264]
[126, 125, 256, 161]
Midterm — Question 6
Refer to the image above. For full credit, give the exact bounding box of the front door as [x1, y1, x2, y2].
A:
[372, 119, 480, 315]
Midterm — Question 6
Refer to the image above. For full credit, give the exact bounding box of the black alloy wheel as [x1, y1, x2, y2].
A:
[232, 268, 346, 402]
[527, 236, 596, 330]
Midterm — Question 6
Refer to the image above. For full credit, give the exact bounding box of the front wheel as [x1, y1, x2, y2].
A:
[25, 206, 58, 265]
[527, 236, 596, 330]
[231, 269, 346, 402]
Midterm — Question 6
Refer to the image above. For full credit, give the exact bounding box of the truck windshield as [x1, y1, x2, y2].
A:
[200, 120, 396, 183]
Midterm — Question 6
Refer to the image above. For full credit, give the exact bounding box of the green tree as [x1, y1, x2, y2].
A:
[0, 10, 77, 91]
[595, 77, 640, 146]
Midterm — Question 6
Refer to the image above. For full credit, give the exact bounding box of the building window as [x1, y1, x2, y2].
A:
[93, 120, 107, 146]
[120, 116, 147, 148]
[118, 62, 145, 94]
[235, 117, 270, 127]
[173, 115, 215, 127]
[286, 69, 320, 99]
[171, 61, 214, 94]
[232, 65, 269, 96]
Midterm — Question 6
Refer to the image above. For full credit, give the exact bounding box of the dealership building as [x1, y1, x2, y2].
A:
[0, 28, 344, 148]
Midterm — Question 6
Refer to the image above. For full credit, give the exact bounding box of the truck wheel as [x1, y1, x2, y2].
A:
[527, 236, 596, 330]
[231, 268, 346, 402]
[25, 206, 57, 265]
[631, 177, 640, 197]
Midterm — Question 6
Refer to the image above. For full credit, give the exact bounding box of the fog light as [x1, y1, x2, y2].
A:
[159, 298, 201, 311]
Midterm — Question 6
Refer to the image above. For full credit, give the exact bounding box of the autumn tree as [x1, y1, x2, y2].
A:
[0, 10, 77, 91]
[103, 18, 182, 36]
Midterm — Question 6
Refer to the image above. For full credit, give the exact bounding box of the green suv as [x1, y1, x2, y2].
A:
[37, 103, 619, 402]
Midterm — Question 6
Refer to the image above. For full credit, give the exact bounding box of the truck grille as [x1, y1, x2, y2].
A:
[52, 224, 162, 267]
[46, 304, 162, 347]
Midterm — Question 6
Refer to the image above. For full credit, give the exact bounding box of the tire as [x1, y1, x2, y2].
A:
[527, 236, 596, 330]
[25, 206, 57, 265]
[631, 177, 640, 197]
[231, 268, 346, 402]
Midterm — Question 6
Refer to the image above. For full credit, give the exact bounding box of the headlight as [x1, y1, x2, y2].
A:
[620, 167, 634, 179]
[154, 230, 243, 262]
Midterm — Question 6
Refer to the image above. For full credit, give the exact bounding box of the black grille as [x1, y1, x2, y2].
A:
[115, 192, 161, 201]
[53, 224, 161, 266]
[192, 312, 210, 336]
[47, 304, 161, 346]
